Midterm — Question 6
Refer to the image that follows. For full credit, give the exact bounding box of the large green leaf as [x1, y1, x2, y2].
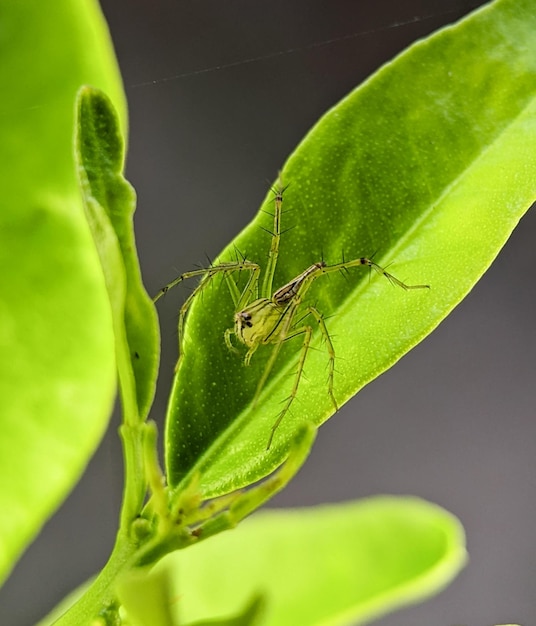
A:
[0, 1, 125, 585]
[159, 497, 466, 626]
[163, 0, 536, 495]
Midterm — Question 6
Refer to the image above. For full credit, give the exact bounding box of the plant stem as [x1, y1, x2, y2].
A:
[119, 422, 148, 531]
[50, 532, 138, 625]
[50, 420, 150, 624]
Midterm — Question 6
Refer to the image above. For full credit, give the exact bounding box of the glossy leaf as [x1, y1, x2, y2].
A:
[164, 0, 536, 495]
[0, 1, 125, 585]
[159, 497, 466, 626]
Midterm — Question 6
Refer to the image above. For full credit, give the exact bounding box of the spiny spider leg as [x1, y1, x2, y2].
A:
[342, 257, 429, 290]
[153, 261, 258, 305]
[261, 178, 286, 299]
[153, 260, 261, 370]
[265, 305, 337, 450]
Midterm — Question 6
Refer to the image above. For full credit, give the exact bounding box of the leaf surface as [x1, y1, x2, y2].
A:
[76, 87, 160, 425]
[118, 566, 265, 626]
[161, 497, 466, 626]
[0, 0, 125, 584]
[164, 0, 536, 495]
[76, 87, 160, 423]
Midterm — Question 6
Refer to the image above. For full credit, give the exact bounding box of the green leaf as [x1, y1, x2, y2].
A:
[185, 595, 266, 626]
[76, 87, 160, 423]
[117, 567, 265, 626]
[156, 497, 466, 626]
[163, 0, 536, 495]
[0, 1, 125, 585]
[116, 566, 179, 626]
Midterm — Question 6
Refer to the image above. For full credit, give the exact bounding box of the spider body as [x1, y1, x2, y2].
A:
[234, 299, 283, 346]
[155, 181, 428, 448]
[232, 262, 324, 348]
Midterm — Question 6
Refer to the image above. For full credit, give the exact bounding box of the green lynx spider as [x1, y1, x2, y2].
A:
[154, 181, 428, 448]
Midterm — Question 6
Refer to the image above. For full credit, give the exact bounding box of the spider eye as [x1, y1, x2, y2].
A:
[240, 311, 253, 328]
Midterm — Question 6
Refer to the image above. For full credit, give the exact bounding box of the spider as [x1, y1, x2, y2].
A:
[154, 180, 428, 448]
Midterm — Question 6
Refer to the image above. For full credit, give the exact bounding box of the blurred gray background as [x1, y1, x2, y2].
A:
[2, 0, 535, 624]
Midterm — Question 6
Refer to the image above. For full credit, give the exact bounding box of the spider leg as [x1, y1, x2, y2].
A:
[244, 343, 260, 366]
[265, 305, 338, 449]
[154, 266, 216, 303]
[322, 257, 429, 290]
[305, 306, 338, 413]
[260, 175, 286, 299]
[154, 261, 261, 371]
[236, 263, 261, 310]
[266, 324, 312, 450]
[224, 327, 239, 354]
[154, 261, 260, 304]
